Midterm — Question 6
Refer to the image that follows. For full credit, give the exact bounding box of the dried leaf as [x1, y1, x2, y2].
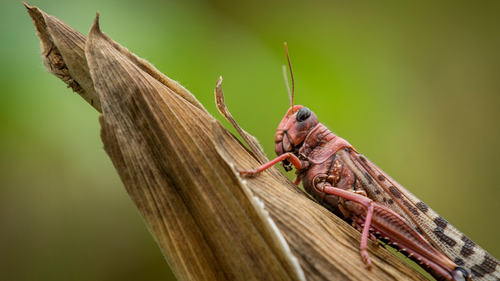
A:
[87, 12, 305, 281]
[25, 3, 429, 281]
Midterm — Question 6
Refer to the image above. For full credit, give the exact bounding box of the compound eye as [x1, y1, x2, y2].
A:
[296, 107, 311, 122]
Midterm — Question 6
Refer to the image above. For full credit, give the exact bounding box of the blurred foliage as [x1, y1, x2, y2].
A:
[1, 0, 499, 280]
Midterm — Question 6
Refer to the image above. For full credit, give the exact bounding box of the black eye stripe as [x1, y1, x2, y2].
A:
[296, 107, 311, 122]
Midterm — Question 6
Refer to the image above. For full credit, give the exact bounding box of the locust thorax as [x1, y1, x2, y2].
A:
[274, 105, 319, 159]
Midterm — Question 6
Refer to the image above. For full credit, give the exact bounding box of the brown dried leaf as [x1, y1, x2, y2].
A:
[25, 3, 428, 281]
[87, 13, 305, 281]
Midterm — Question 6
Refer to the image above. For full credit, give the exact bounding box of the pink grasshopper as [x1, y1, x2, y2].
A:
[240, 44, 500, 281]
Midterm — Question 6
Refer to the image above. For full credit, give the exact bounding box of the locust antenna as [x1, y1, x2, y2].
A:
[284, 42, 295, 111]
[282, 65, 292, 107]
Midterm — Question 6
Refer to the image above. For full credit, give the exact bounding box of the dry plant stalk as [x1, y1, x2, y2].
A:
[25, 2, 428, 280]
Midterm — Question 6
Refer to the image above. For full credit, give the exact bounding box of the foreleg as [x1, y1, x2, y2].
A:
[239, 153, 302, 177]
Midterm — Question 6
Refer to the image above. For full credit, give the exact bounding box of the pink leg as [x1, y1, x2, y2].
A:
[239, 153, 302, 176]
[352, 221, 378, 243]
[361, 203, 374, 267]
[323, 186, 374, 268]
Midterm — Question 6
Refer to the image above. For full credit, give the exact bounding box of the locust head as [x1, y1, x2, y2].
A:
[274, 105, 319, 158]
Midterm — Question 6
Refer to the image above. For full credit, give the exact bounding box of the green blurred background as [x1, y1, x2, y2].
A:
[1, 0, 499, 280]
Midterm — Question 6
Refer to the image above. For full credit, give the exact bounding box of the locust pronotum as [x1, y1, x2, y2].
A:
[240, 43, 500, 281]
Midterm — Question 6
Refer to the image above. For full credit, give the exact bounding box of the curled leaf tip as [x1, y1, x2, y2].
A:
[91, 12, 101, 33]
[23, 1, 36, 13]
